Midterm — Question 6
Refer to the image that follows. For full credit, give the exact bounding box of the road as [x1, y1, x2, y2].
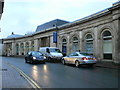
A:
[1, 56, 119, 88]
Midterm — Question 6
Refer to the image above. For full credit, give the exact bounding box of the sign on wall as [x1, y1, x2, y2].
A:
[53, 32, 57, 43]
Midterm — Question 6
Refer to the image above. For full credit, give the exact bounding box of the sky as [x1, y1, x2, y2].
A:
[0, 0, 118, 38]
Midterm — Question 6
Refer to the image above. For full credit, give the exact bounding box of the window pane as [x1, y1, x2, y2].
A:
[103, 40, 112, 53]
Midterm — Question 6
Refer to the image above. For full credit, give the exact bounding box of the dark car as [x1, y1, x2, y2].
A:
[25, 51, 46, 64]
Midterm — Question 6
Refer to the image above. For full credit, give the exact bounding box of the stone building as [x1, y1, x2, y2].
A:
[2, 1, 120, 64]
[0, 0, 4, 55]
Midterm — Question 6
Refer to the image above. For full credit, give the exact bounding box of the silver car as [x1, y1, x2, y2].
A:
[61, 52, 97, 67]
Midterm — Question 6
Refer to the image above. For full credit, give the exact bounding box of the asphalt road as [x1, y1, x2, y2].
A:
[1, 56, 119, 88]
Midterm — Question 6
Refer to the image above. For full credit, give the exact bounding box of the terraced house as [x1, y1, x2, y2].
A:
[2, 1, 120, 64]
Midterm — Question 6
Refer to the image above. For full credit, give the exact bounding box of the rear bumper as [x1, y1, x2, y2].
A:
[80, 60, 97, 64]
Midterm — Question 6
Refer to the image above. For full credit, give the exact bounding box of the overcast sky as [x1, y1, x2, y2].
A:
[0, 0, 118, 38]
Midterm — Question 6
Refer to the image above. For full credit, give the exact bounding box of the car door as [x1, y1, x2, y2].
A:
[69, 52, 78, 64]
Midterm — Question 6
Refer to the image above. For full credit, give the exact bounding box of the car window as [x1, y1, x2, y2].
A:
[49, 48, 61, 53]
[79, 52, 91, 56]
[70, 52, 78, 56]
[28, 52, 31, 55]
[32, 52, 43, 56]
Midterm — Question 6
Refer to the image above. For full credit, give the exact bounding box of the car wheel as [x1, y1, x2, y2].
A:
[42, 61, 45, 64]
[25, 58, 28, 63]
[62, 59, 66, 65]
[25, 59, 28, 63]
[89, 64, 94, 67]
[75, 61, 79, 67]
[30, 60, 33, 64]
[48, 57, 51, 62]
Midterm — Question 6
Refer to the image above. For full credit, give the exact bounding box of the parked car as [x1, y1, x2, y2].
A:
[39, 47, 63, 62]
[61, 52, 97, 67]
[25, 51, 46, 64]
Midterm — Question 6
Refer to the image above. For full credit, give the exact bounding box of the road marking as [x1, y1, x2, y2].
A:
[6, 62, 42, 89]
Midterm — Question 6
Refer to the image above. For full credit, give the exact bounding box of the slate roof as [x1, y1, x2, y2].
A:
[35, 19, 69, 32]
[7, 34, 23, 39]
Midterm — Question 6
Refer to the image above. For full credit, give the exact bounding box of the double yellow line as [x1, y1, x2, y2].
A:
[6, 62, 42, 90]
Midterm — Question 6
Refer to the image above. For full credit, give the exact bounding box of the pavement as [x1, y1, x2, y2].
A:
[95, 61, 120, 69]
[1, 61, 34, 89]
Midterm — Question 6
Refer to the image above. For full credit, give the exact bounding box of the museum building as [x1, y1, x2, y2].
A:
[2, 1, 120, 64]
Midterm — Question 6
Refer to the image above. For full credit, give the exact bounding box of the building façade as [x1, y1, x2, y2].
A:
[2, 1, 120, 64]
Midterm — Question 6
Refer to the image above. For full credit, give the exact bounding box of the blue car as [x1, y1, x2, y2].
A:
[25, 51, 46, 64]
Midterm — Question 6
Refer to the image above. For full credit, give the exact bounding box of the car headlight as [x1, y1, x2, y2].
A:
[33, 57, 36, 60]
[43, 56, 46, 59]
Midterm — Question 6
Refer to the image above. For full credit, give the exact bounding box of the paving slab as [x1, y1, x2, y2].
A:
[1, 61, 33, 89]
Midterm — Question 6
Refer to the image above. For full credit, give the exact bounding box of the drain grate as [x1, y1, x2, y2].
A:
[0, 69, 7, 71]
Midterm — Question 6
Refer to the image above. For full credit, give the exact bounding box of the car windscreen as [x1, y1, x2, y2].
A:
[32, 52, 43, 56]
[49, 48, 61, 53]
[79, 53, 91, 56]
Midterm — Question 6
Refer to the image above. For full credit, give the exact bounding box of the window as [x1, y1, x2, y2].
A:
[31, 41, 34, 51]
[62, 39, 67, 55]
[70, 52, 78, 56]
[26, 42, 29, 53]
[32, 51, 42, 56]
[20, 43, 24, 55]
[16, 44, 19, 55]
[85, 34, 93, 53]
[103, 31, 112, 60]
[72, 37, 79, 52]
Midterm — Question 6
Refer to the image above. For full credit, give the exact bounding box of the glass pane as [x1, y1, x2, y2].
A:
[72, 43, 79, 52]
[103, 54, 112, 59]
[86, 43, 93, 53]
[103, 31, 111, 37]
[86, 34, 92, 39]
[103, 40, 112, 53]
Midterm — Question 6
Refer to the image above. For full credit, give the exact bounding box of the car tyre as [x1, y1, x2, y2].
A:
[25, 59, 28, 63]
[30, 60, 33, 64]
[42, 61, 45, 64]
[25, 58, 28, 63]
[62, 59, 66, 65]
[75, 61, 79, 67]
[89, 64, 94, 67]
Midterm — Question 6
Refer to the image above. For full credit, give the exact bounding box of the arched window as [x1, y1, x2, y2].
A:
[20, 43, 24, 55]
[16, 44, 19, 55]
[31, 41, 34, 51]
[62, 39, 67, 56]
[102, 31, 112, 59]
[26, 42, 29, 53]
[85, 34, 93, 54]
[72, 37, 79, 52]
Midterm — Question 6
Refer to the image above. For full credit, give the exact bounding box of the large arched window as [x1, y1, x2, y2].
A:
[62, 39, 67, 56]
[102, 31, 112, 60]
[20, 43, 24, 55]
[16, 44, 19, 55]
[31, 41, 34, 51]
[72, 37, 79, 52]
[26, 42, 29, 53]
[85, 34, 93, 54]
